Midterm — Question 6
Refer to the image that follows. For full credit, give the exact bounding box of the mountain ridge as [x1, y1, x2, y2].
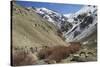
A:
[31, 5, 97, 42]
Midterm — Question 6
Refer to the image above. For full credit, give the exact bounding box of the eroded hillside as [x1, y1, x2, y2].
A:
[12, 2, 68, 49]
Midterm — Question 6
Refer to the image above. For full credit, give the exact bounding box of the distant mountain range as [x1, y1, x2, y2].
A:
[31, 5, 97, 42]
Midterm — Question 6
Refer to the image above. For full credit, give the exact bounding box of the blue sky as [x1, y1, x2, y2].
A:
[15, 1, 84, 14]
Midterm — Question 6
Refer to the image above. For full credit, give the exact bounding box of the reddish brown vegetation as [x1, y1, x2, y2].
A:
[38, 42, 81, 63]
[68, 42, 81, 53]
[12, 50, 37, 66]
[12, 42, 81, 65]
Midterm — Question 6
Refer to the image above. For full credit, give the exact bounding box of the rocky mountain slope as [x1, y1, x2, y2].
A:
[12, 2, 68, 49]
[34, 7, 68, 29]
[63, 5, 97, 42]
[33, 5, 97, 42]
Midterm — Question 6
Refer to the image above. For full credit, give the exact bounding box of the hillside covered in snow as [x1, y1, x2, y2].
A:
[63, 5, 97, 42]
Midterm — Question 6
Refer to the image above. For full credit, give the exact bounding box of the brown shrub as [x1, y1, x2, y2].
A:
[12, 50, 38, 66]
[68, 42, 81, 53]
[38, 48, 52, 59]
[38, 42, 81, 63]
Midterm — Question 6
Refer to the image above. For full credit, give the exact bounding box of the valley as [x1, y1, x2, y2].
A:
[11, 1, 97, 66]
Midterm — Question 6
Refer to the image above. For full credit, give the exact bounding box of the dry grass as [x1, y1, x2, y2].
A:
[12, 49, 38, 66]
[38, 43, 81, 63]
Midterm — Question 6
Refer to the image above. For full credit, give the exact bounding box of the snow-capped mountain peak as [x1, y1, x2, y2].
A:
[32, 6, 97, 42]
[75, 5, 97, 15]
[63, 13, 73, 18]
[35, 7, 67, 28]
[63, 5, 97, 42]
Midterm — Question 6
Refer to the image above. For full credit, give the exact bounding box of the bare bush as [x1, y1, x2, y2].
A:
[12, 49, 38, 66]
[38, 43, 81, 63]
